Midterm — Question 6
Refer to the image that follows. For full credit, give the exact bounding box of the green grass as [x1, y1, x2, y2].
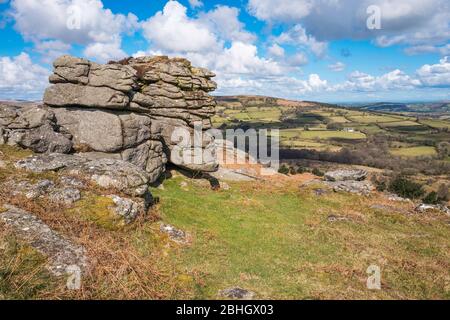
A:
[347, 115, 403, 123]
[380, 121, 423, 127]
[327, 116, 351, 123]
[280, 140, 341, 151]
[149, 177, 450, 299]
[420, 119, 450, 129]
[0, 233, 56, 299]
[390, 146, 437, 157]
[299, 130, 366, 140]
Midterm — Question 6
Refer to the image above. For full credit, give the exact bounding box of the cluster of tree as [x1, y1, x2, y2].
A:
[278, 164, 324, 177]
[373, 175, 449, 204]
[280, 134, 450, 175]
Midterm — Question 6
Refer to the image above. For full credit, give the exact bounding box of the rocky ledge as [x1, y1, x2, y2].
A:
[0, 55, 220, 222]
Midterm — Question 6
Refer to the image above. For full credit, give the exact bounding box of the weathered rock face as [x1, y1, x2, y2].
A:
[15, 153, 152, 197]
[0, 104, 73, 153]
[43, 55, 219, 173]
[1, 55, 219, 222]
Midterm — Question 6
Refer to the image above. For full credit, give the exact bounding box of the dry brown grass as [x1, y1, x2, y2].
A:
[0, 150, 189, 299]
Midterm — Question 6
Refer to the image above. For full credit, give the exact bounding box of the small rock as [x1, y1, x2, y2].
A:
[218, 287, 256, 300]
[0, 205, 88, 276]
[108, 195, 149, 224]
[327, 214, 349, 222]
[386, 194, 412, 203]
[49, 188, 81, 205]
[58, 176, 85, 188]
[324, 169, 368, 182]
[415, 203, 450, 215]
[326, 180, 373, 196]
[157, 183, 165, 190]
[220, 181, 230, 190]
[160, 223, 189, 244]
[314, 188, 328, 196]
[0, 160, 7, 169]
[7, 179, 55, 199]
[180, 181, 188, 189]
[209, 167, 256, 182]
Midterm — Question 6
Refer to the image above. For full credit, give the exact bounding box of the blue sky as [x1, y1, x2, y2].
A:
[0, 0, 450, 103]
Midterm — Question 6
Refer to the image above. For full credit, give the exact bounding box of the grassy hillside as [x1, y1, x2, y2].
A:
[2, 164, 450, 299]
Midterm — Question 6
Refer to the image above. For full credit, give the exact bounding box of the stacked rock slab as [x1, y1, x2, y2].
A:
[43, 55, 219, 174]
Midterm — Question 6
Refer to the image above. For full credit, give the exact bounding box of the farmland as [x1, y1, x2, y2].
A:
[214, 96, 450, 163]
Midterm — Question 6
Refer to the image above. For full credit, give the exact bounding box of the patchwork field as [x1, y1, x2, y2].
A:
[215, 96, 450, 160]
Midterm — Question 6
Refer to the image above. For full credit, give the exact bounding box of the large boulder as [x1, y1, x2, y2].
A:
[324, 169, 368, 182]
[42, 55, 218, 173]
[15, 153, 152, 197]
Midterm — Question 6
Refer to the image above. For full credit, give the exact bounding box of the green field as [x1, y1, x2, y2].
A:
[390, 146, 437, 157]
[420, 119, 450, 129]
[347, 115, 403, 123]
[299, 130, 366, 140]
[380, 121, 422, 127]
[214, 96, 450, 157]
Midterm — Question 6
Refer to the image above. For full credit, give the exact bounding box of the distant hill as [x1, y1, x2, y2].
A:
[357, 101, 450, 114]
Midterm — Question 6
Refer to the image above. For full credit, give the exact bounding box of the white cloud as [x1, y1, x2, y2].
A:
[139, 2, 284, 89]
[416, 57, 450, 87]
[267, 44, 285, 58]
[405, 44, 450, 56]
[300, 74, 328, 93]
[287, 52, 308, 67]
[10, 0, 139, 62]
[141, 1, 219, 53]
[198, 5, 255, 43]
[34, 40, 71, 63]
[274, 25, 328, 58]
[248, 0, 450, 53]
[188, 0, 203, 9]
[0, 52, 50, 100]
[329, 62, 345, 72]
[83, 41, 127, 62]
[213, 42, 283, 76]
[335, 69, 421, 92]
[248, 0, 313, 22]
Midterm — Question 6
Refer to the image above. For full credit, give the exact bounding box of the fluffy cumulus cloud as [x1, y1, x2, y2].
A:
[3, 0, 450, 101]
[10, 0, 138, 62]
[0, 52, 50, 100]
[274, 25, 328, 58]
[248, 0, 450, 54]
[267, 44, 285, 58]
[334, 69, 421, 93]
[188, 0, 203, 9]
[142, 1, 219, 53]
[198, 5, 256, 43]
[248, 0, 313, 23]
[140, 1, 284, 89]
[416, 57, 450, 87]
[405, 44, 450, 56]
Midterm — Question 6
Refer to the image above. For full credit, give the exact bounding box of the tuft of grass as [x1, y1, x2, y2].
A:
[0, 231, 57, 299]
[69, 194, 122, 230]
[0, 145, 33, 161]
